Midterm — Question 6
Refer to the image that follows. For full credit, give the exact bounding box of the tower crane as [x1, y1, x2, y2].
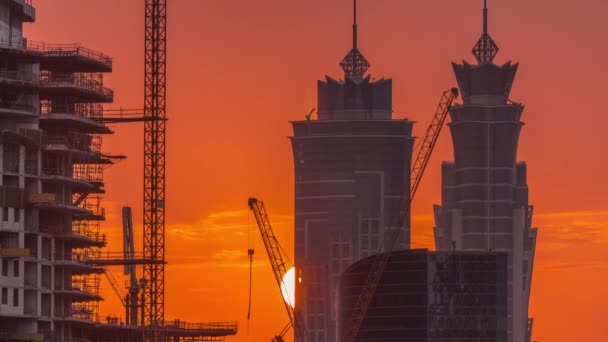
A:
[100, 1, 168, 339]
[142, 0, 167, 340]
[347, 88, 459, 341]
[248, 198, 308, 342]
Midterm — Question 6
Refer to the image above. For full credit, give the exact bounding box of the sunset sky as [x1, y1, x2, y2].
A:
[26, 0, 608, 341]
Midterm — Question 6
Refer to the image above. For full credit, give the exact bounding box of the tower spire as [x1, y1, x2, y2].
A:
[353, 0, 358, 49]
[483, 0, 488, 35]
[472, 0, 499, 64]
[340, 0, 370, 78]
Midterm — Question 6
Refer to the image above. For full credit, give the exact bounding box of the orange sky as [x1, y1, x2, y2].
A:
[26, 1, 608, 341]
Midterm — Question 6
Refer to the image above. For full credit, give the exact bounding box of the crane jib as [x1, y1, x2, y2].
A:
[248, 198, 309, 341]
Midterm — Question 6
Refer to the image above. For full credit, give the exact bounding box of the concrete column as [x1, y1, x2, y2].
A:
[19, 145, 25, 187]
[0, 143, 3, 186]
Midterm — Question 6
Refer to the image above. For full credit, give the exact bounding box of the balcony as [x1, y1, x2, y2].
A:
[39, 223, 106, 248]
[53, 252, 103, 274]
[40, 102, 112, 134]
[44, 132, 103, 161]
[77, 202, 106, 221]
[41, 168, 101, 193]
[27, 192, 93, 217]
[39, 72, 113, 103]
[29, 42, 112, 73]
[73, 163, 105, 186]
[55, 281, 102, 303]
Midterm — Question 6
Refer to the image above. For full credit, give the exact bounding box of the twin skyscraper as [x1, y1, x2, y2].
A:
[290, 1, 536, 341]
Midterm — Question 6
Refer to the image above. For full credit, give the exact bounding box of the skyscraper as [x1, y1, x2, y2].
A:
[433, 2, 537, 342]
[290, 1, 414, 340]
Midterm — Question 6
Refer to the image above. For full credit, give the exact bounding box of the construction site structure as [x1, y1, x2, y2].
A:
[339, 249, 508, 342]
[289, 1, 415, 340]
[433, 2, 537, 342]
[247, 198, 306, 342]
[0, 0, 114, 340]
[0, 1, 238, 341]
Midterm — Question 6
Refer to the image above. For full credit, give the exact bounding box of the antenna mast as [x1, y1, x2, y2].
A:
[472, 0, 499, 64]
[340, 0, 369, 78]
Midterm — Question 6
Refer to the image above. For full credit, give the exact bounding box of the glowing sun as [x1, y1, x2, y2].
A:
[281, 267, 296, 308]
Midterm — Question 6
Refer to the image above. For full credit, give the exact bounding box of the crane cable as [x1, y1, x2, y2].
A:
[247, 207, 254, 320]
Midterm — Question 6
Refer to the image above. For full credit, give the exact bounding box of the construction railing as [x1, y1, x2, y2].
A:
[76, 194, 106, 220]
[73, 163, 104, 184]
[72, 221, 106, 244]
[0, 39, 110, 70]
[40, 71, 113, 99]
[52, 244, 100, 263]
[162, 321, 239, 332]
[41, 167, 67, 177]
[39, 223, 106, 244]
[40, 101, 104, 121]
[46, 131, 102, 154]
[71, 303, 99, 322]
[72, 274, 102, 296]
[28, 41, 112, 69]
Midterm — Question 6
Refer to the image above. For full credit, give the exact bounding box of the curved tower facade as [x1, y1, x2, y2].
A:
[433, 3, 537, 342]
[290, 1, 413, 340]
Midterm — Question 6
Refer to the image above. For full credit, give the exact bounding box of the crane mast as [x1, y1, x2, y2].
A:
[347, 88, 459, 341]
[143, 0, 167, 339]
[122, 207, 140, 326]
[248, 198, 308, 341]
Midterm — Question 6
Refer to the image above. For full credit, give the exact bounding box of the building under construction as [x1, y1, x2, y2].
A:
[290, 1, 413, 340]
[338, 249, 508, 342]
[0, 1, 237, 341]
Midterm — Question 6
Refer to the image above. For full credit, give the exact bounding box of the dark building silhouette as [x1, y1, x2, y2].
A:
[290, 1, 413, 340]
[433, 3, 537, 342]
[338, 249, 508, 342]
